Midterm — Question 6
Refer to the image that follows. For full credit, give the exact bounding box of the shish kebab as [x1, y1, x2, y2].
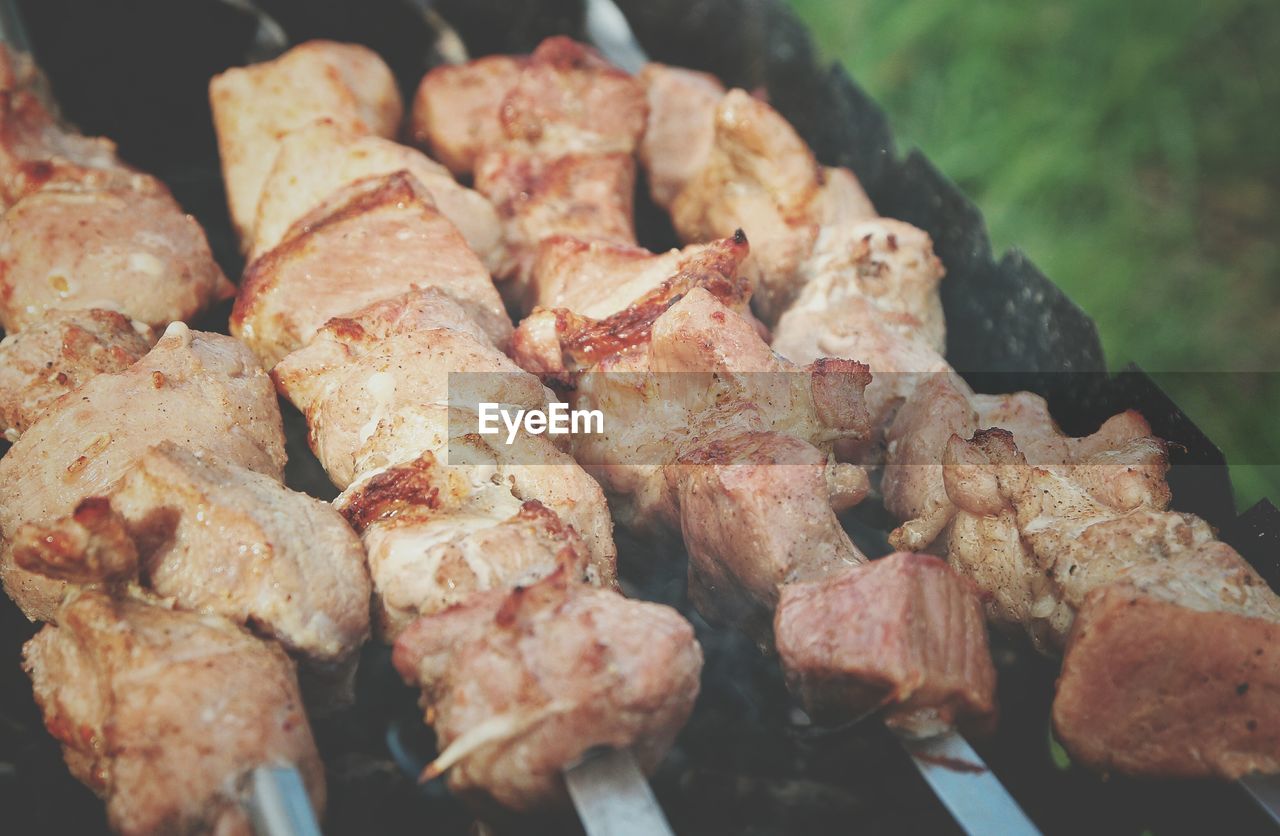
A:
[627, 38, 1280, 799]
[0, 45, 371, 833]
[208, 40, 704, 830]
[412, 33, 1038, 835]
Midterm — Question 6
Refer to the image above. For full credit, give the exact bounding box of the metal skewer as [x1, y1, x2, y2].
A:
[901, 732, 1039, 836]
[575, 3, 1041, 834]
[564, 747, 677, 836]
[245, 765, 324, 836]
[1240, 773, 1280, 827]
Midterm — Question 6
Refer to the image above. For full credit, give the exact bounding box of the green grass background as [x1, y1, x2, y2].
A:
[788, 0, 1280, 510]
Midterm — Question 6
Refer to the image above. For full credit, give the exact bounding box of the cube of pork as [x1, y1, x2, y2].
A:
[249, 117, 501, 268]
[13, 442, 371, 679]
[209, 40, 403, 246]
[776, 552, 997, 738]
[410, 54, 526, 175]
[392, 570, 702, 812]
[0, 181, 233, 333]
[24, 590, 324, 836]
[232, 171, 510, 368]
[1055, 581, 1280, 779]
[0, 308, 153, 440]
[0, 324, 286, 620]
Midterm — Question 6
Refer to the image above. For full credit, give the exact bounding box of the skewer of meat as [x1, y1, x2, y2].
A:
[0, 46, 232, 334]
[0, 45, 378, 832]
[412, 36, 1019, 831]
[210, 40, 703, 823]
[645, 58, 1280, 783]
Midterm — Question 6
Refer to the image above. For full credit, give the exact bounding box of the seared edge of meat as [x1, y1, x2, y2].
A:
[775, 552, 997, 738]
[392, 569, 702, 812]
[23, 590, 325, 835]
[0, 308, 154, 440]
[1054, 584, 1280, 779]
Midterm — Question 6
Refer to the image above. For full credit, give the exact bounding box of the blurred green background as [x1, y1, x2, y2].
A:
[788, 0, 1280, 510]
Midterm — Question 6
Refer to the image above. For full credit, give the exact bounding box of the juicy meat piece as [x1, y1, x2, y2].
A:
[274, 289, 617, 599]
[0, 324, 286, 621]
[18, 443, 369, 669]
[638, 63, 725, 208]
[510, 231, 756, 377]
[24, 591, 324, 835]
[678, 431, 867, 645]
[0, 181, 233, 332]
[1055, 584, 1280, 779]
[0, 308, 153, 440]
[776, 553, 997, 737]
[671, 89, 824, 323]
[460, 38, 647, 295]
[939, 425, 1192, 650]
[498, 37, 647, 156]
[210, 40, 403, 245]
[0, 45, 131, 208]
[529, 235, 752, 320]
[884, 373, 1173, 649]
[410, 54, 525, 175]
[271, 288, 538, 488]
[474, 150, 637, 296]
[13, 445, 370, 710]
[250, 117, 501, 267]
[337, 453, 603, 638]
[392, 570, 702, 812]
[513, 277, 871, 645]
[232, 171, 511, 368]
[10, 496, 140, 584]
[773, 220, 947, 457]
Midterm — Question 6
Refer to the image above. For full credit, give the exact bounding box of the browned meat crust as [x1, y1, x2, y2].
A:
[776, 553, 997, 737]
[1055, 585, 1280, 779]
[24, 591, 324, 835]
[392, 570, 702, 812]
[0, 308, 153, 439]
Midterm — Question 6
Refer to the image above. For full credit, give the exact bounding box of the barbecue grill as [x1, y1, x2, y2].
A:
[0, 1, 1276, 833]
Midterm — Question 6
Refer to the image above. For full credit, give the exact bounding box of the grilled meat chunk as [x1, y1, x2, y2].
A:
[210, 40, 403, 246]
[392, 570, 702, 812]
[276, 288, 618, 637]
[337, 454, 601, 639]
[458, 38, 648, 297]
[497, 36, 647, 156]
[0, 323, 286, 621]
[475, 149, 637, 298]
[232, 171, 510, 368]
[513, 256, 871, 644]
[15, 443, 370, 675]
[670, 89, 825, 322]
[24, 590, 324, 835]
[271, 287, 536, 489]
[775, 552, 997, 737]
[678, 430, 867, 644]
[250, 117, 501, 267]
[1055, 584, 1280, 779]
[637, 63, 725, 208]
[0, 45, 130, 208]
[0, 181, 233, 333]
[528, 234, 757, 321]
[772, 219, 946, 455]
[0, 308, 153, 440]
[410, 54, 526, 175]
